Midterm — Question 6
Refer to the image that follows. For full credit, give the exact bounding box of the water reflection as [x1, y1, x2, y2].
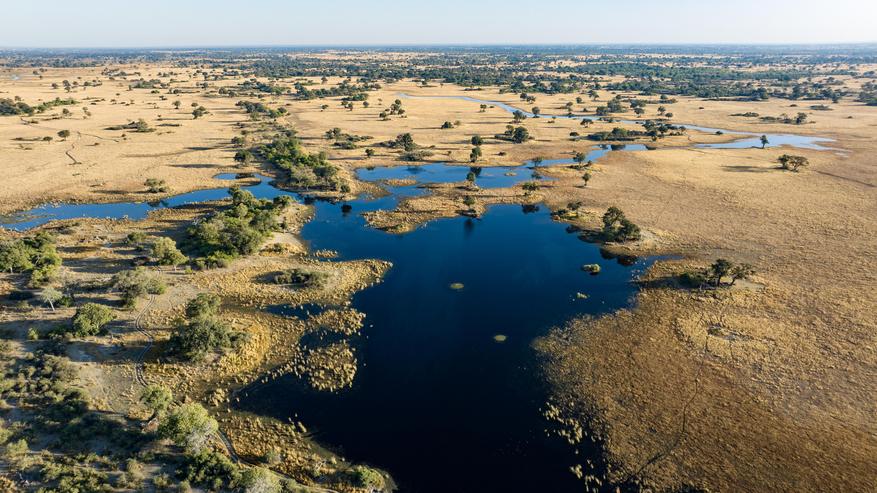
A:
[600, 247, 639, 267]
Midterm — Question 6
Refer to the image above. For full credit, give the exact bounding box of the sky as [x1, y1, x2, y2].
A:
[2, 0, 876, 48]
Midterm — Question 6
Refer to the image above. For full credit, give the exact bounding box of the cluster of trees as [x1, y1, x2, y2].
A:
[594, 97, 627, 115]
[292, 80, 380, 100]
[601, 207, 641, 242]
[235, 100, 287, 119]
[760, 112, 808, 124]
[0, 97, 77, 116]
[0, 232, 62, 287]
[184, 187, 292, 269]
[169, 293, 235, 362]
[325, 127, 373, 150]
[494, 125, 530, 144]
[258, 137, 347, 191]
[145, 178, 168, 193]
[382, 133, 432, 161]
[858, 82, 877, 105]
[679, 259, 756, 289]
[107, 119, 154, 133]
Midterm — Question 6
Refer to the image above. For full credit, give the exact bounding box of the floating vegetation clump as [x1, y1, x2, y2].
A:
[450, 283, 464, 290]
[493, 334, 507, 342]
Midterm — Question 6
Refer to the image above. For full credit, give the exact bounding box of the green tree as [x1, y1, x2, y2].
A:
[240, 467, 280, 493]
[231, 136, 246, 148]
[522, 181, 540, 195]
[760, 135, 769, 148]
[573, 151, 587, 165]
[170, 293, 230, 361]
[708, 259, 735, 286]
[5, 439, 27, 461]
[582, 172, 591, 187]
[158, 403, 217, 454]
[110, 267, 167, 307]
[466, 172, 476, 183]
[395, 133, 416, 152]
[152, 237, 186, 270]
[730, 263, 756, 286]
[38, 286, 63, 311]
[71, 303, 115, 337]
[471, 135, 484, 146]
[140, 384, 173, 417]
[469, 146, 482, 163]
[233, 150, 253, 167]
[512, 127, 529, 143]
[463, 195, 476, 210]
[512, 110, 526, 123]
[531, 107, 540, 118]
[126, 231, 148, 245]
[778, 154, 808, 171]
[567, 201, 583, 216]
[0, 241, 33, 273]
[173, 100, 181, 109]
[601, 206, 641, 242]
[57, 130, 71, 141]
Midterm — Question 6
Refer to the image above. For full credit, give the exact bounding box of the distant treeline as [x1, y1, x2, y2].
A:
[0, 97, 77, 116]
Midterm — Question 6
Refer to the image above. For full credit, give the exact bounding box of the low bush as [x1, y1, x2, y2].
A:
[273, 269, 328, 289]
[679, 271, 706, 288]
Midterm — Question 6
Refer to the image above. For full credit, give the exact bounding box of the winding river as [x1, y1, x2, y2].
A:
[0, 97, 841, 492]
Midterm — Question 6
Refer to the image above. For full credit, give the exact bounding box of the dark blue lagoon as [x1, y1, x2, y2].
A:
[237, 200, 654, 493]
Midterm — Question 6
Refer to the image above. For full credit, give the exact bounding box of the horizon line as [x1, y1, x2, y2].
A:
[2, 42, 877, 51]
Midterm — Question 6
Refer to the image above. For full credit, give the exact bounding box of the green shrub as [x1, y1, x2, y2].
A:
[263, 449, 282, 465]
[273, 268, 328, 288]
[350, 466, 382, 488]
[679, 271, 706, 288]
[153, 473, 172, 491]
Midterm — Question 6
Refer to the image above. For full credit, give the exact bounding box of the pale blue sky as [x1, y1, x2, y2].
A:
[2, 0, 875, 47]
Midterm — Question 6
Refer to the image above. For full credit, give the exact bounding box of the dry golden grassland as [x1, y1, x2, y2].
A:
[2, 55, 877, 492]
